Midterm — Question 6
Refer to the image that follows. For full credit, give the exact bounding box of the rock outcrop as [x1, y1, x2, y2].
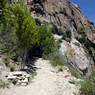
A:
[0, 55, 19, 81]
[59, 38, 94, 76]
[26, 0, 95, 75]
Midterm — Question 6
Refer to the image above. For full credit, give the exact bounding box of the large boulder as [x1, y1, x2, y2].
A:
[59, 38, 94, 76]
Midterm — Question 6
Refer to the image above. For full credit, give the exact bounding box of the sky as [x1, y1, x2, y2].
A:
[71, 0, 95, 24]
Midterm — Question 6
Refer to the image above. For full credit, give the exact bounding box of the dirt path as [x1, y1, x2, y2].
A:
[0, 58, 79, 95]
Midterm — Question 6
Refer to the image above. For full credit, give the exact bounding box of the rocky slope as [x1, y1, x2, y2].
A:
[26, 0, 95, 75]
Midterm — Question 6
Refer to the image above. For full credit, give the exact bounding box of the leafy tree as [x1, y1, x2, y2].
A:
[0, 0, 57, 64]
[38, 24, 57, 55]
[11, 1, 57, 61]
[10, 0, 39, 62]
[0, 0, 18, 60]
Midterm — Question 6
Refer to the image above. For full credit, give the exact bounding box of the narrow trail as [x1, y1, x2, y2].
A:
[0, 58, 79, 95]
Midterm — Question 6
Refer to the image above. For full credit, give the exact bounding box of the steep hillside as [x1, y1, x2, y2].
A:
[26, 0, 95, 75]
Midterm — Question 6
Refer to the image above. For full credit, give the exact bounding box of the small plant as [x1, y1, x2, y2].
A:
[46, 51, 64, 67]
[90, 70, 95, 82]
[79, 70, 95, 95]
[66, 63, 82, 78]
[80, 79, 95, 95]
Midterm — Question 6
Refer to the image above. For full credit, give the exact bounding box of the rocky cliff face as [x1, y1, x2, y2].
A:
[26, 0, 95, 75]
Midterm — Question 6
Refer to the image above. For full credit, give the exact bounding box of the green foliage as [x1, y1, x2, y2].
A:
[0, 0, 18, 60]
[80, 70, 95, 95]
[89, 70, 95, 82]
[0, 0, 56, 63]
[0, 28, 18, 60]
[68, 65, 82, 78]
[12, 2, 56, 60]
[9, 0, 37, 51]
[0, 0, 7, 8]
[38, 24, 57, 55]
[45, 51, 64, 67]
[0, 0, 7, 23]
[80, 79, 95, 95]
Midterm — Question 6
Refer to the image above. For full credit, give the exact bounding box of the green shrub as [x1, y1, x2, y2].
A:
[89, 70, 95, 83]
[80, 71, 95, 95]
[0, 0, 18, 61]
[80, 80, 95, 95]
[38, 24, 57, 56]
[45, 51, 64, 67]
[68, 65, 82, 78]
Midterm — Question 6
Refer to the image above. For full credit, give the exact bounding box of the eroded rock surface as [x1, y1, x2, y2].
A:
[59, 38, 94, 76]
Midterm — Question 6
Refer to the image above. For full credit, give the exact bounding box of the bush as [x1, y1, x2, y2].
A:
[45, 51, 64, 67]
[80, 71, 95, 95]
[38, 24, 57, 56]
[80, 80, 95, 95]
[69, 66, 82, 78]
[0, 0, 18, 61]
